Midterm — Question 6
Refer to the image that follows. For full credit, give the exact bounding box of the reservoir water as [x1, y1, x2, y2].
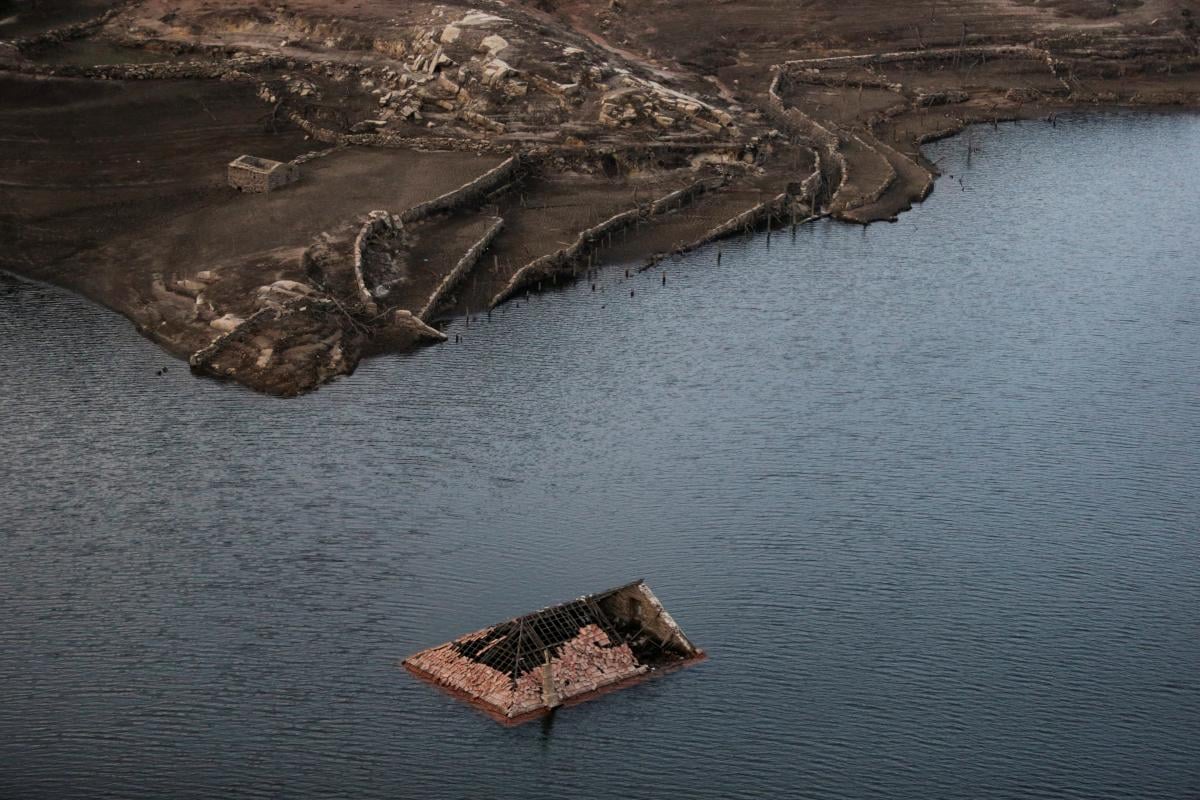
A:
[2, 114, 1198, 799]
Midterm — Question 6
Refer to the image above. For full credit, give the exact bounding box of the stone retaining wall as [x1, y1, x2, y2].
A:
[782, 45, 1049, 71]
[796, 148, 825, 211]
[779, 45, 1073, 96]
[916, 122, 970, 145]
[12, 2, 135, 50]
[290, 144, 345, 166]
[874, 137, 935, 202]
[767, 70, 841, 151]
[632, 187, 816, 274]
[833, 134, 897, 213]
[488, 177, 724, 308]
[694, 192, 794, 245]
[399, 155, 523, 224]
[766, 69, 846, 208]
[0, 58, 257, 81]
[649, 178, 718, 215]
[352, 211, 398, 314]
[417, 217, 505, 322]
[489, 205, 642, 307]
[285, 110, 509, 154]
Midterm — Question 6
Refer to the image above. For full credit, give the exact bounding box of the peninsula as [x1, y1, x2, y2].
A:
[2, 0, 1197, 394]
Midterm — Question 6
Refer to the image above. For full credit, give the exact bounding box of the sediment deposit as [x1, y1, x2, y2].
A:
[2, 0, 1197, 394]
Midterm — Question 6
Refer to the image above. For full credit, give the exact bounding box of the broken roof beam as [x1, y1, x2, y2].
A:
[402, 580, 703, 725]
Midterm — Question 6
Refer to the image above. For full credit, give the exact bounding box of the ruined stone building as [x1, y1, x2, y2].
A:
[227, 155, 299, 193]
[403, 581, 702, 724]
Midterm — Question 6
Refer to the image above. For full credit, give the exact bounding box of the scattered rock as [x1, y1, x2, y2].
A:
[210, 314, 244, 333]
[481, 34, 509, 56]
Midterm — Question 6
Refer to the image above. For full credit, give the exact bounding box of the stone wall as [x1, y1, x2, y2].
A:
[417, 217, 504, 322]
[766, 69, 846, 208]
[227, 159, 299, 192]
[778, 45, 1074, 97]
[598, 583, 700, 658]
[693, 192, 795, 245]
[12, 2, 136, 51]
[351, 211, 399, 315]
[489, 176, 726, 307]
[284, 109, 510, 154]
[649, 178, 718, 216]
[832, 134, 897, 214]
[873, 137, 935, 203]
[227, 164, 269, 193]
[399, 155, 523, 224]
[289, 144, 345, 167]
[488, 204, 640, 306]
[782, 45, 1052, 71]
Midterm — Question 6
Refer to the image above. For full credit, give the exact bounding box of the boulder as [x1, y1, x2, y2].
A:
[173, 279, 207, 298]
[210, 314, 244, 333]
[481, 34, 509, 56]
[458, 11, 507, 27]
[482, 59, 512, 86]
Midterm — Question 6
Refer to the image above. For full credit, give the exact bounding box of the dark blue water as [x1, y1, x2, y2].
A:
[2, 113, 1198, 799]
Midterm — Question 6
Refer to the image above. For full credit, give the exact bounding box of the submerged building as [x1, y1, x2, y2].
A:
[227, 154, 299, 193]
[403, 581, 702, 724]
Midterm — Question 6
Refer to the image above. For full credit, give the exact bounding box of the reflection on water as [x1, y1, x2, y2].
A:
[1, 114, 1199, 799]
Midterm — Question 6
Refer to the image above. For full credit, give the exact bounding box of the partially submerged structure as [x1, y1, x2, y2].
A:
[227, 155, 299, 193]
[403, 581, 703, 724]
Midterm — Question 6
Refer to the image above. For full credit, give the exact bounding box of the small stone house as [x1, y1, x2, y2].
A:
[227, 155, 299, 193]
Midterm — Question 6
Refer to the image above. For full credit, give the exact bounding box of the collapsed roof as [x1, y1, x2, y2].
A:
[403, 580, 702, 724]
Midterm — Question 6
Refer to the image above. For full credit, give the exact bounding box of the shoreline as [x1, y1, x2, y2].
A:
[3, 106, 1194, 389]
[3, 0, 1198, 395]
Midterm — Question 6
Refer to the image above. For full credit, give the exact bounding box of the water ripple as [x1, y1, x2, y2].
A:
[1, 113, 1199, 799]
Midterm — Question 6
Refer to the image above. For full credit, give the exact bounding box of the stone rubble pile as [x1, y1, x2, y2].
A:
[599, 75, 736, 135]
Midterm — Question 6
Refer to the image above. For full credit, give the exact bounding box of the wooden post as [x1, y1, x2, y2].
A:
[541, 651, 561, 709]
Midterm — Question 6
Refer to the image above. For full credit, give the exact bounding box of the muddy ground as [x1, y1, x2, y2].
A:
[2, 0, 1197, 394]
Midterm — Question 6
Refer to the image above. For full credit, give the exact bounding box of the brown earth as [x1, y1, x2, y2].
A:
[1, 0, 1197, 394]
